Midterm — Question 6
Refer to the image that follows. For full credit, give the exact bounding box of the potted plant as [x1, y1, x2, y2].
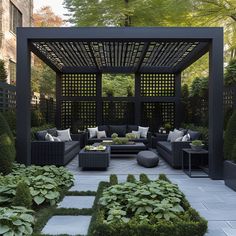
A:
[164, 123, 172, 133]
[224, 111, 236, 191]
[190, 140, 204, 151]
[125, 133, 136, 140]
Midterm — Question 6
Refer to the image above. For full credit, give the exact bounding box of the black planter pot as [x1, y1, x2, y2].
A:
[224, 160, 236, 191]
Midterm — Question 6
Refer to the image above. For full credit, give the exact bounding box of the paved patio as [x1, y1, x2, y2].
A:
[65, 154, 236, 236]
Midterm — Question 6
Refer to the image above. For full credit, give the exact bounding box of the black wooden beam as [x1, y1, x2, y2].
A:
[16, 30, 31, 165]
[30, 43, 62, 74]
[88, 43, 101, 72]
[139, 67, 175, 74]
[135, 42, 149, 73]
[208, 30, 224, 180]
[173, 42, 209, 73]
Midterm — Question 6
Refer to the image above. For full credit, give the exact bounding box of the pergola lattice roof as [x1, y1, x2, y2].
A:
[30, 28, 209, 74]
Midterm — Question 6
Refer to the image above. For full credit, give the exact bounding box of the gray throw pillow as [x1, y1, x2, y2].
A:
[138, 126, 149, 138]
[97, 131, 107, 139]
[88, 127, 98, 138]
[57, 129, 72, 141]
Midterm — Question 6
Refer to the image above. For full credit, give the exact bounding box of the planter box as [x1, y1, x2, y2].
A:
[224, 160, 236, 191]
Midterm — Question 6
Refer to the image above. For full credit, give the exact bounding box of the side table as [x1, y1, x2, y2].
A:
[182, 148, 209, 178]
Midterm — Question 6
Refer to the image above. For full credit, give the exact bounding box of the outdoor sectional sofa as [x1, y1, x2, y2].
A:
[31, 128, 80, 166]
[85, 125, 152, 147]
[156, 129, 201, 168]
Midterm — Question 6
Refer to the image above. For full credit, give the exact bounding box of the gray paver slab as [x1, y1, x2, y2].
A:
[227, 221, 236, 228]
[222, 228, 236, 236]
[42, 215, 91, 235]
[58, 196, 95, 209]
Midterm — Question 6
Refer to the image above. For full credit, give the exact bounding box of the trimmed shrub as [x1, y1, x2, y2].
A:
[224, 111, 236, 161]
[2, 110, 16, 133]
[127, 174, 136, 183]
[158, 174, 171, 183]
[0, 59, 7, 82]
[12, 181, 32, 209]
[0, 113, 15, 174]
[110, 174, 118, 185]
[139, 173, 150, 183]
[31, 109, 46, 127]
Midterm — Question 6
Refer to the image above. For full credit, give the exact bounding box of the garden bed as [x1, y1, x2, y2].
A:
[89, 174, 207, 236]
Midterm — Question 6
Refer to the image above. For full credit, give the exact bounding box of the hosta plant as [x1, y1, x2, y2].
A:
[0, 206, 34, 236]
[99, 177, 185, 224]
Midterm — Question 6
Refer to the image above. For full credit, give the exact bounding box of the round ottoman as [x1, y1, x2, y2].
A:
[137, 151, 159, 168]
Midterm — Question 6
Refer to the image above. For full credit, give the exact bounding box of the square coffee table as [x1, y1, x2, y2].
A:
[78, 146, 110, 169]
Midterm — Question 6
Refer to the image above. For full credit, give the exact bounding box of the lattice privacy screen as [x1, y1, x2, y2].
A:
[102, 101, 135, 125]
[61, 74, 97, 97]
[140, 74, 175, 97]
[61, 101, 97, 131]
[141, 102, 175, 131]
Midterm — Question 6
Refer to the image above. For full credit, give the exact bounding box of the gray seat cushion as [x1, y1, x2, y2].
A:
[137, 151, 159, 168]
[64, 141, 79, 154]
[157, 141, 172, 153]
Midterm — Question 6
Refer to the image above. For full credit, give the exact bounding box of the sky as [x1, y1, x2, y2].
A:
[33, 0, 70, 23]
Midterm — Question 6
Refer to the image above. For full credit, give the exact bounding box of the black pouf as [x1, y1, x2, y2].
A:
[137, 151, 159, 168]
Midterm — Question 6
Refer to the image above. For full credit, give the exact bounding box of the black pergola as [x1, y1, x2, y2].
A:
[16, 27, 224, 179]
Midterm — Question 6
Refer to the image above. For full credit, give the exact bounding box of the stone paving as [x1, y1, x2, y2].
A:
[43, 153, 236, 236]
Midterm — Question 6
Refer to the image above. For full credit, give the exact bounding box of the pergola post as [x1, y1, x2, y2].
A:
[175, 73, 181, 128]
[208, 31, 224, 179]
[55, 73, 62, 128]
[16, 29, 31, 165]
[135, 73, 141, 125]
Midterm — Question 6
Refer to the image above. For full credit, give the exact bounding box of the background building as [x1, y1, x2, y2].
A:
[0, 0, 33, 84]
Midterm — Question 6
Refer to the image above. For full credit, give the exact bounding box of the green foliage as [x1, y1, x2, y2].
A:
[139, 173, 150, 183]
[127, 174, 136, 183]
[111, 133, 118, 139]
[158, 174, 171, 183]
[31, 64, 56, 97]
[99, 180, 185, 224]
[231, 142, 236, 163]
[102, 74, 134, 97]
[181, 84, 190, 123]
[30, 124, 54, 141]
[93, 178, 207, 236]
[0, 206, 34, 236]
[224, 111, 236, 160]
[112, 137, 129, 145]
[191, 140, 203, 146]
[225, 58, 236, 85]
[110, 175, 118, 186]
[31, 109, 46, 127]
[0, 164, 74, 207]
[0, 113, 15, 175]
[125, 133, 136, 140]
[0, 59, 7, 82]
[2, 110, 16, 132]
[164, 123, 172, 132]
[13, 181, 32, 209]
[224, 107, 233, 130]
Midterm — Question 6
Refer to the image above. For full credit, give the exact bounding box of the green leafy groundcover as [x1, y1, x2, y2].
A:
[0, 164, 74, 207]
[89, 175, 207, 236]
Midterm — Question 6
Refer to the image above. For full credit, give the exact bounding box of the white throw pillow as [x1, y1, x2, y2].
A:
[138, 126, 149, 138]
[57, 129, 72, 141]
[170, 129, 184, 142]
[45, 133, 54, 142]
[182, 133, 190, 142]
[132, 131, 141, 139]
[88, 127, 98, 138]
[167, 131, 173, 142]
[53, 136, 61, 142]
[97, 131, 107, 139]
[175, 137, 183, 142]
